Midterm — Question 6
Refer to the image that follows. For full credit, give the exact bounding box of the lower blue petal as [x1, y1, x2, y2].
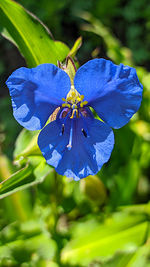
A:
[6, 64, 71, 130]
[38, 116, 114, 180]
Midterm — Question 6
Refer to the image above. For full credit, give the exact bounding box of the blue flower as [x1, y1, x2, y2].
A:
[6, 58, 143, 181]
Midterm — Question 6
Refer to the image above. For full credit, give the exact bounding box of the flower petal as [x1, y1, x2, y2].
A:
[74, 58, 143, 129]
[38, 116, 114, 180]
[6, 64, 71, 130]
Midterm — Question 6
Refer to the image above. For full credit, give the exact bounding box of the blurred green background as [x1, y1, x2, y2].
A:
[0, 0, 150, 266]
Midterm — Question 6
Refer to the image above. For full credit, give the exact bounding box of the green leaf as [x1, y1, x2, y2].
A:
[0, 0, 70, 67]
[0, 234, 57, 262]
[103, 236, 150, 267]
[102, 252, 135, 267]
[126, 240, 150, 267]
[118, 203, 150, 216]
[0, 154, 33, 221]
[0, 164, 32, 198]
[0, 157, 53, 199]
[14, 129, 40, 160]
[61, 212, 148, 266]
[68, 36, 82, 58]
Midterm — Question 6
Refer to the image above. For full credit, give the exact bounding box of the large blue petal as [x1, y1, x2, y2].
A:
[6, 64, 71, 130]
[38, 116, 114, 180]
[74, 59, 143, 129]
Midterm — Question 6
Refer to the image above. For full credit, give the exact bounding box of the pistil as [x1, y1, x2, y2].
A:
[67, 120, 73, 150]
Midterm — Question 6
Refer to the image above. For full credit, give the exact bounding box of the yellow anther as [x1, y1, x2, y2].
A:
[80, 101, 88, 108]
[62, 84, 88, 115]
[62, 103, 71, 108]
[66, 86, 81, 104]
[62, 103, 66, 107]
[66, 96, 72, 101]
[77, 97, 81, 102]
[82, 101, 88, 105]
[70, 109, 79, 119]
[71, 91, 76, 97]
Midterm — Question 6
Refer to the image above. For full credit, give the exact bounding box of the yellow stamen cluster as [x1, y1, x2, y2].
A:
[62, 85, 88, 118]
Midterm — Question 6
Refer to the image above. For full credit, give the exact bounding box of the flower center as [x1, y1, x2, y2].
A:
[61, 85, 88, 118]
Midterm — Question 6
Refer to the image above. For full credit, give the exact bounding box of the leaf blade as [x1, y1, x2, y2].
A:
[61, 214, 148, 266]
[0, 158, 53, 199]
[0, 0, 69, 66]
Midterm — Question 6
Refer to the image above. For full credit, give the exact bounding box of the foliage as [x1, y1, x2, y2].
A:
[0, 0, 150, 266]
